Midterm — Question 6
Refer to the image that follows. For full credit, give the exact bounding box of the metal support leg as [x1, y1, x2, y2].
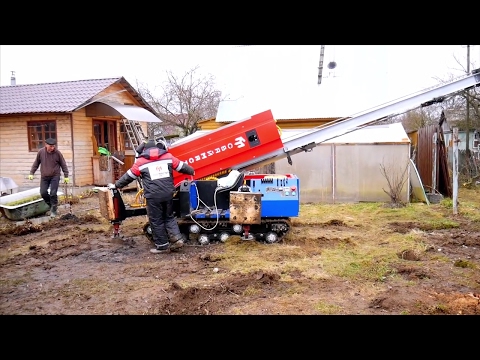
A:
[112, 222, 122, 238]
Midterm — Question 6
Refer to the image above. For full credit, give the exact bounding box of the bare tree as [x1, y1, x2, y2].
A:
[380, 159, 409, 207]
[440, 93, 480, 128]
[391, 72, 479, 133]
[391, 106, 441, 132]
[137, 66, 225, 140]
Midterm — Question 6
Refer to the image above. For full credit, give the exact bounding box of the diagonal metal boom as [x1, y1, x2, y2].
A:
[235, 70, 480, 171]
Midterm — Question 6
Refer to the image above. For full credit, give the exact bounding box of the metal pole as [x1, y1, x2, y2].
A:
[432, 133, 437, 192]
[465, 45, 471, 157]
[452, 127, 459, 215]
[318, 45, 325, 85]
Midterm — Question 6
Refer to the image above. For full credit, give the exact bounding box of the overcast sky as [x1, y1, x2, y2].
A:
[1, 45, 478, 119]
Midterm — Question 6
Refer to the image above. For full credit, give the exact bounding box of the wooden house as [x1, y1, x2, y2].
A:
[0, 77, 161, 189]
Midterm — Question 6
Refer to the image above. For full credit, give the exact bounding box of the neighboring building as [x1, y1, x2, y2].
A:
[441, 109, 480, 159]
[198, 115, 340, 131]
[0, 77, 161, 188]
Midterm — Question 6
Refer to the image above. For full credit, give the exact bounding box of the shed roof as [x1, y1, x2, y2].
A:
[282, 123, 410, 144]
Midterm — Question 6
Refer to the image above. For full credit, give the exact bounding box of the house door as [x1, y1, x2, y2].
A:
[92, 119, 122, 185]
[93, 120, 117, 153]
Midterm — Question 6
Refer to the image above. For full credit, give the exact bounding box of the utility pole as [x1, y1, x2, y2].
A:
[318, 45, 325, 85]
[465, 45, 471, 158]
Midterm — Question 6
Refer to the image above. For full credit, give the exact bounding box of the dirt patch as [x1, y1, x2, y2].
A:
[1, 193, 479, 315]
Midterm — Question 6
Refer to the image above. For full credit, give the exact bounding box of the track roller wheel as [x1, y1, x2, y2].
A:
[198, 234, 210, 245]
[219, 232, 230, 243]
[265, 231, 279, 244]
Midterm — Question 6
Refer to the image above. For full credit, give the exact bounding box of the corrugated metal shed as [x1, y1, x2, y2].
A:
[275, 123, 411, 204]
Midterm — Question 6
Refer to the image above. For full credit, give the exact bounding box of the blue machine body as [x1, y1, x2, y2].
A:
[244, 175, 300, 218]
[179, 173, 300, 220]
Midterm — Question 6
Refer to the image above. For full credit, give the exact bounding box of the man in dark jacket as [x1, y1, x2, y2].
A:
[29, 138, 69, 218]
[112, 139, 195, 254]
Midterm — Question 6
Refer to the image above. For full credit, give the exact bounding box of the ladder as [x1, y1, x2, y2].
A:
[122, 119, 147, 150]
[122, 119, 147, 190]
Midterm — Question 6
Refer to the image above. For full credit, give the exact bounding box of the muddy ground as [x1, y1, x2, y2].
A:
[1, 191, 479, 315]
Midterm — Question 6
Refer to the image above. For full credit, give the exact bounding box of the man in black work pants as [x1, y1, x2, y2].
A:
[29, 138, 70, 218]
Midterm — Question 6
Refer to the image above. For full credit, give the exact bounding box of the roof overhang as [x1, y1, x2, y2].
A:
[86, 100, 162, 123]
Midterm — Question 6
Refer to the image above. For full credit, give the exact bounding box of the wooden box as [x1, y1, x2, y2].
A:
[92, 156, 115, 186]
[229, 192, 261, 224]
[97, 187, 115, 220]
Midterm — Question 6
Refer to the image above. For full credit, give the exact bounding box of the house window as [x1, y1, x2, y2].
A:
[27, 121, 56, 151]
[120, 123, 133, 150]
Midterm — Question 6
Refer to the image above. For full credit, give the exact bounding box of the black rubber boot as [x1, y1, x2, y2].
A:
[50, 205, 58, 218]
